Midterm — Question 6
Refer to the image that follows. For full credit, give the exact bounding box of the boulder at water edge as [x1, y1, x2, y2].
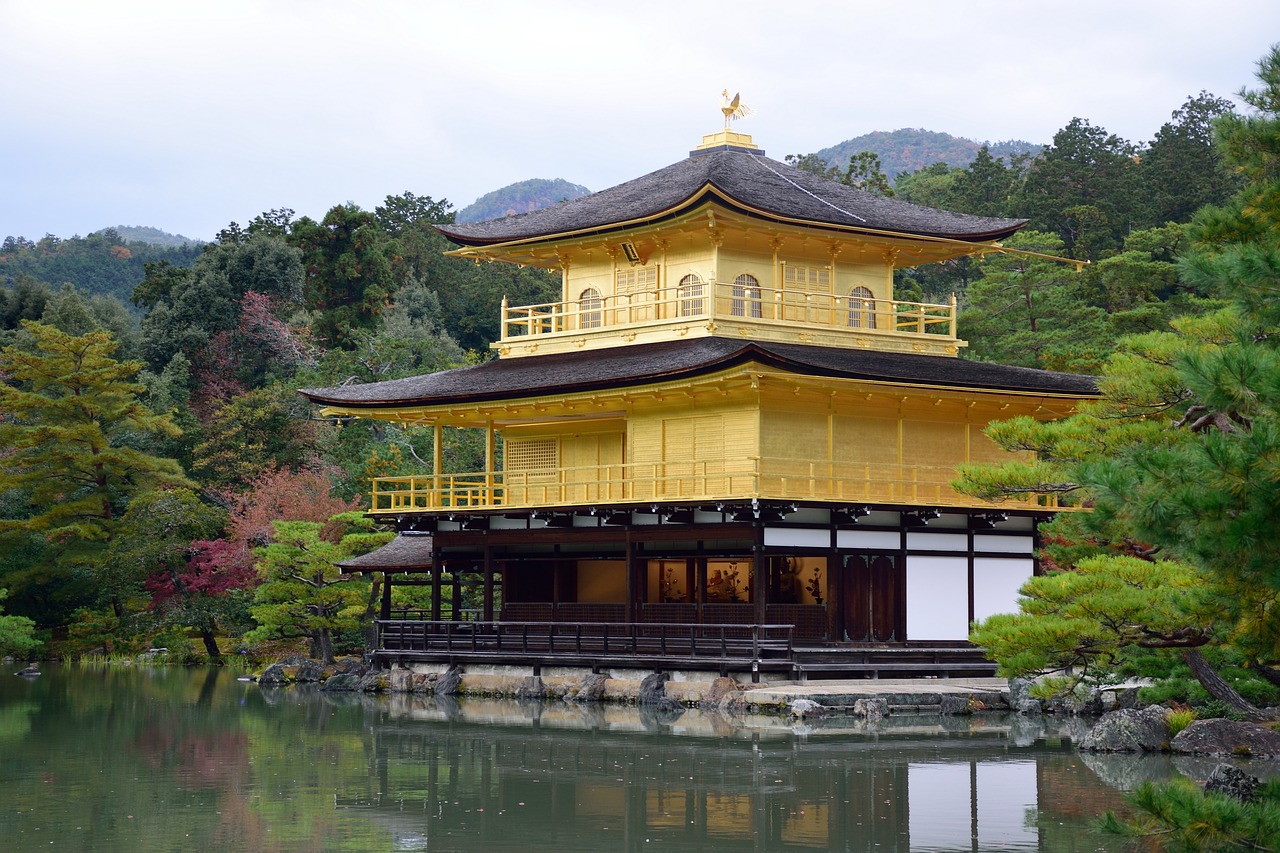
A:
[1079, 707, 1171, 752]
[1171, 718, 1280, 758]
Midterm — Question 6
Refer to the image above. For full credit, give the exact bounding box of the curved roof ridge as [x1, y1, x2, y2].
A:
[299, 339, 1097, 410]
[437, 148, 1025, 247]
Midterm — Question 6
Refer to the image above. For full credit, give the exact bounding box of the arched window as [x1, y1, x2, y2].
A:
[730, 273, 762, 318]
[847, 286, 876, 329]
[579, 287, 603, 329]
[678, 274, 705, 317]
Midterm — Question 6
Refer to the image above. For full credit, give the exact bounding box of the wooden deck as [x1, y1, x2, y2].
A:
[373, 619, 997, 681]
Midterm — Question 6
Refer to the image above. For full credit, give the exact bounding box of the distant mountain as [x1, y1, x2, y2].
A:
[457, 178, 591, 224]
[811, 129, 1043, 182]
[100, 225, 203, 247]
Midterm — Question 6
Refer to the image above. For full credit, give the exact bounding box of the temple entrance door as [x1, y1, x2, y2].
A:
[843, 554, 904, 643]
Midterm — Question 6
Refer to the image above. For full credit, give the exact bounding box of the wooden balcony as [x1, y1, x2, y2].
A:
[495, 282, 961, 357]
[368, 457, 1061, 514]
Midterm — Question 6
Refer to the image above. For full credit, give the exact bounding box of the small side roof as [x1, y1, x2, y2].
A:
[337, 534, 433, 573]
[300, 339, 1098, 410]
[435, 146, 1026, 247]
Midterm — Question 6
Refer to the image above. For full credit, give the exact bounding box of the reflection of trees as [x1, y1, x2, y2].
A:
[3, 667, 1141, 852]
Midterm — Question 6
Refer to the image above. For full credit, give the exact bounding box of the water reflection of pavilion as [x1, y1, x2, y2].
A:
[336, 699, 1117, 851]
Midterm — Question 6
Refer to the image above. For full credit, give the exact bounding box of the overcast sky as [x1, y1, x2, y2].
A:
[3, 0, 1278, 243]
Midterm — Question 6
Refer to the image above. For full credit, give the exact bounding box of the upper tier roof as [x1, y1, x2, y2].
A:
[300, 338, 1097, 410]
[436, 145, 1027, 247]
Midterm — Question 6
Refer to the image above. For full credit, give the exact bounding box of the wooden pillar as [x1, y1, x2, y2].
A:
[483, 545, 494, 622]
[379, 572, 392, 621]
[752, 527, 766, 627]
[451, 567, 463, 621]
[483, 420, 495, 502]
[431, 563, 443, 621]
[624, 532, 637, 623]
[432, 422, 443, 495]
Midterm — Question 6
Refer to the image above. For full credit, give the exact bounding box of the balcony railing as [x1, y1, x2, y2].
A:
[369, 457, 1061, 514]
[499, 281, 957, 344]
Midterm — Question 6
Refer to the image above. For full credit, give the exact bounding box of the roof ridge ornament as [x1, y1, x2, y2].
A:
[720, 90, 753, 129]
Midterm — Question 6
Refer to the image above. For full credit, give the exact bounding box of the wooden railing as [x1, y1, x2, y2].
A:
[369, 458, 1061, 513]
[376, 619, 795, 665]
[499, 281, 957, 342]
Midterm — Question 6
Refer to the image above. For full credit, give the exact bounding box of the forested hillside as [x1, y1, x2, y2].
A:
[811, 128, 1041, 181]
[0, 76, 1257, 670]
[456, 178, 591, 224]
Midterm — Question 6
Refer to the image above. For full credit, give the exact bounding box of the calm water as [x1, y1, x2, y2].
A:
[1, 664, 1185, 852]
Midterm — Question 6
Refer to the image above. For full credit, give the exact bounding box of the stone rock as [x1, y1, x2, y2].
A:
[15, 663, 40, 677]
[1016, 699, 1043, 716]
[789, 698, 826, 719]
[852, 698, 887, 720]
[277, 654, 310, 667]
[1101, 687, 1141, 712]
[388, 667, 415, 693]
[357, 671, 389, 692]
[1080, 707, 1171, 752]
[321, 673, 361, 692]
[570, 673, 608, 703]
[328, 657, 365, 676]
[1204, 763, 1261, 802]
[1007, 677, 1034, 707]
[699, 677, 740, 709]
[1171, 718, 1280, 758]
[411, 672, 436, 694]
[515, 676, 546, 701]
[294, 660, 325, 683]
[258, 663, 292, 685]
[939, 695, 973, 716]
[435, 665, 462, 697]
[638, 672, 668, 706]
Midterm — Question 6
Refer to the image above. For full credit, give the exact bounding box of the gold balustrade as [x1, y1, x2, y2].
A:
[369, 458, 1063, 514]
[498, 281, 957, 343]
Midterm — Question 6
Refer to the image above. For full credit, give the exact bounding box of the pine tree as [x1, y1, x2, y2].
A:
[0, 322, 191, 615]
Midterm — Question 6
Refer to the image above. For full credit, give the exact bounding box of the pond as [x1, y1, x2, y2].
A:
[1, 663, 1177, 851]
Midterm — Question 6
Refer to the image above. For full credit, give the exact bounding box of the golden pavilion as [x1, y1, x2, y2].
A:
[302, 122, 1096, 681]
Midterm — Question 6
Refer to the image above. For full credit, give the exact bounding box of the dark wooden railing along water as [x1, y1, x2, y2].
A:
[375, 619, 796, 677]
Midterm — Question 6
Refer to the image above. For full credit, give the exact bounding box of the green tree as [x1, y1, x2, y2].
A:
[98, 487, 226, 620]
[1137, 91, 1242, 226]
[960, 47, 1280, 717]
[0, 588, 40, 657]
[245, 513, 391, 663]
[1015, 118, 1138, 258]
[0, 322, 191, 621]
[292, 204, 399, 349]
[959, 231, 1110, 371]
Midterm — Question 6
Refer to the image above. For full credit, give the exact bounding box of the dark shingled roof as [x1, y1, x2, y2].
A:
[436, 146, 1026, 246]
[337, 534, 433, 572]
[300, 339, 1098, 409]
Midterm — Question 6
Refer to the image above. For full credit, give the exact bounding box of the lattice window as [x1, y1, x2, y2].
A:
[616, 266, 657, 296]
[579, 287, 603, 329]
[731, 273, 762, 318]
[678, 273, 705, 317]
[783, 264, 831, 292]
[847, 285, 877, 329]
[505, 438, 559, 483]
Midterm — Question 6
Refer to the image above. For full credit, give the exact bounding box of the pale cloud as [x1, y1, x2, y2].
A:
[2, 0, 1276, 241]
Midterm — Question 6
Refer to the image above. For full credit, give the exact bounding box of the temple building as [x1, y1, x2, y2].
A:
[302, 121, 1096, 681]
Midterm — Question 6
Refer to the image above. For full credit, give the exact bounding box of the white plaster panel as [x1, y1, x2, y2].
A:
[973, 557, 1034, 623]
[906, 532, 969, 552]
[926, 513, 969, 529]
[763, 527, 830, 548]
[488, 516, 527, 530]
[836, 529, 900, 550]
[973, 534, 1034, 553]
[909, 763, 972, 847]
[906, 555, 969, 640]
[977, 762, 1039, 848]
